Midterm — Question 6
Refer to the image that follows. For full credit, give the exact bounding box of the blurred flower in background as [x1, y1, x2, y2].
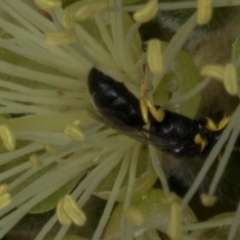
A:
[0, 0, 240, 240]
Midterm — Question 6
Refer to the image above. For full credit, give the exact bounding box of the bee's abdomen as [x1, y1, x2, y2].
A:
[88, 68, 144, 127]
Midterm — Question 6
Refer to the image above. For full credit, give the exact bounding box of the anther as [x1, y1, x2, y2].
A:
[147, 39, 163, 75]
[44, 31, 75, 46]
[64, 124, 85, 141]
[29, 154, 43, 168]
[62, 12, 76, 30]
[57, 195, 86, 226]
[140, 70, 150, 124]
[167, 202, 182, 240]
[0, 184, 11, 210]
[0, 124, 16, 151]
[57, 199, 71, 225]
[46, 144, 60, 156]
[133, 0, 159, 23]
[200, 193, 217, 207]
[34, 0, 62, 11]
[200, 64, 224, 81]
[197, 0, 213, 25]
[75, 0, 108, 21]
[124, 206, 145, 226]
[223, 63, 238, 96]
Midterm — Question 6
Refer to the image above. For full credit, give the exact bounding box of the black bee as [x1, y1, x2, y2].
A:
[88, 67, 240, 206]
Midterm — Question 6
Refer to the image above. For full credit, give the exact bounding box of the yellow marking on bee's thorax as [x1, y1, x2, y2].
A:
[194, 133, 206, 152]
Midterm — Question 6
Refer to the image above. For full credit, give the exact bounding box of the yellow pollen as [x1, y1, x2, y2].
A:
[223, 63, 238, 96]
[0, 124, 16, 151]
[29, 154, 43, 168]
[46, 144, 60, 156]
[124, 206, 145, 226]
[200, 193, 217, 207]
[133, 0, 159, 23]
[200, 64, 224, 81]
[34, 0, 62, 11]
[44, 31, 75, 46]
[197, 0, 213, 25]
[147, 39, 163, 75]
[194, 133, 206, 152]
[75, 0, 108, 21]
[0, 184, 11, 210]
[64, 124, 85, 141]
[146, 100, 164, 122]
[167, 202, 182, 240]
[57, 195, 87, 226]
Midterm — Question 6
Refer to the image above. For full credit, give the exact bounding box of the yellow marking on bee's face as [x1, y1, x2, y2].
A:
[205, 116, 231, 131]
[194, 133, 206, 152]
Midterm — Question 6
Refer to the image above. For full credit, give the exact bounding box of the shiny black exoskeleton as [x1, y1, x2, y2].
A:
[88, 67, 144, 128]
[88, 67, 239, 205]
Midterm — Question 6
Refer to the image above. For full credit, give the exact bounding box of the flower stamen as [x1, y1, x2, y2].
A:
[44, 31, 75, 46]
[29, 154, 44, 168]
[0, 184, 11, 210]
[133, 0, 159, 23]
[64, 124, 85, 141]
[75, 0, 108, 21]
[0, 124, 16, 151]
[147, 39, 163, 75]
[34, 0, 62, 11]
[57, 195, 87, 226]
[197, 0, 213, 25]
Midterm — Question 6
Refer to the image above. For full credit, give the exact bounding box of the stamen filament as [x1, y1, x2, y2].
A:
[92, 145, 131, 240]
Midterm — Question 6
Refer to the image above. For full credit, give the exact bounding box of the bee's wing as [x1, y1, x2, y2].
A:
[89, 109, 181, 150]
